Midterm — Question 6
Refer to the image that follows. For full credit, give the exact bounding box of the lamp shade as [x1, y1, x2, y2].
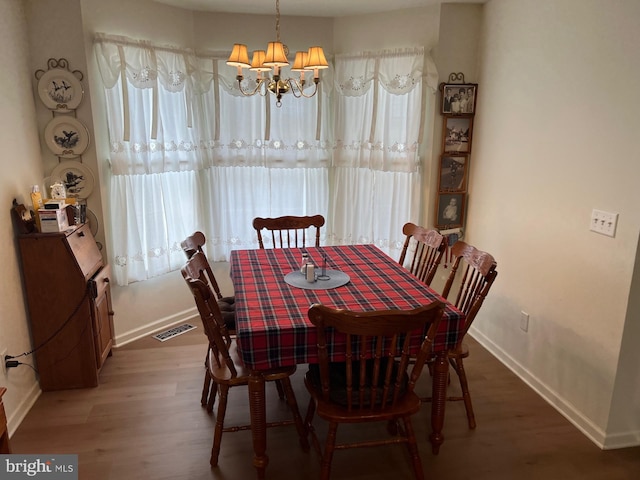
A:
[263, 41, 289, 67]
[227, 44, 251, 68]
[291, 51, 310, 71]
[305, 46, 329, 69]
[250, 50, 271, 72]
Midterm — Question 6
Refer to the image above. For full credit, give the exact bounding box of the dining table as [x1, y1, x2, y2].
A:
[229, 243, 465, 479]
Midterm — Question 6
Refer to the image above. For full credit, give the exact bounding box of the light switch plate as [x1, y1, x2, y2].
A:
[520, 311, 529, 332]
[590, 209, 618, 237]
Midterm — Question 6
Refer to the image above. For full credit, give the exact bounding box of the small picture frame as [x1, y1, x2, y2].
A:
[438, 154, 469, 193]
[443, 116, 473, 154]
[435, 192, 465, 229]
[441, 83, 477, 115]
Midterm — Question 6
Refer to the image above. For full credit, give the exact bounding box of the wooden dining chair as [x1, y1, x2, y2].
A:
[253, 214, 325, 249]
[304, 302, 445, 480]
[427, 240, 498, 429]
[181, 231, 235, 333]
[398, 222, 446, 286]
[182, 232, 238, 411]
[182, 252, 309, 467]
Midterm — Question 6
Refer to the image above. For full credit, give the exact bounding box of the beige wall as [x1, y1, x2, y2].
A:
[0, 0, 46, 434]
[469, 0, 640, 448]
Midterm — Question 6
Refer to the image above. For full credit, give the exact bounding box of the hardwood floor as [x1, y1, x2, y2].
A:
[10, 320, 640, 479]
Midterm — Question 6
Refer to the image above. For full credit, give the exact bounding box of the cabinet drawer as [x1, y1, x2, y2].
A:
[89, 264, 111, 298]
[66, 224, 102, 278]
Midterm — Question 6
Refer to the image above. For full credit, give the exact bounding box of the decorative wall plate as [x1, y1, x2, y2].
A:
[50, 161, 95, 199]
[44, 116, 90, 158]
[37, 68, 83, 111]
[86, 209, 99, 236]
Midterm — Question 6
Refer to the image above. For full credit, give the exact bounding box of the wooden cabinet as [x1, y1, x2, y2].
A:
[17, 224, 114, 391]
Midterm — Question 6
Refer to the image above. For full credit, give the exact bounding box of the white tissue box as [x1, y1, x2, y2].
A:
[38, 208, 69, 233]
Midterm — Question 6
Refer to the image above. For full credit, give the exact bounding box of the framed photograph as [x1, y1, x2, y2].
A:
[435, 192, 466, 229]
[442, 116, 473, 154]
[438, 154, 469, 193]
[441, 83, 477, 115]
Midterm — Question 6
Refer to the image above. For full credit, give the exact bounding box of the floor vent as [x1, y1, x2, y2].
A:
[152, 323, 197, 342]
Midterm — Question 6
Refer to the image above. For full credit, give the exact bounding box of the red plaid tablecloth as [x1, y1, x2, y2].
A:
[230, 244, 465, 370]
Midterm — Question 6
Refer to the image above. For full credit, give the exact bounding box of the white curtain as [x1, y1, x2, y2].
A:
[95, 34, 330, 285]
[329, 48, 436, 259]
[94, 35, 436, 286]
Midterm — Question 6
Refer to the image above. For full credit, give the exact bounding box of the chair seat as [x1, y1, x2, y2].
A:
[217, 297, 236, 331]
[217, 297, 235, 310]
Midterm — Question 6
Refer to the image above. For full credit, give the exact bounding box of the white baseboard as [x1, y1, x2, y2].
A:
[468, 327, 639, 450]
[7, 382, 41, 437]
[602, 430, 640, 450]
[113, 307, 200, 347]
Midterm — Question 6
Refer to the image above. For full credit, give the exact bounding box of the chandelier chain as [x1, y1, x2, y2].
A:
[275, 0, 281, 43]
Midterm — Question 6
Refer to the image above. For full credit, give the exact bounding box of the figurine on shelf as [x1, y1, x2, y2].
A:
[10, 199, 37, 234]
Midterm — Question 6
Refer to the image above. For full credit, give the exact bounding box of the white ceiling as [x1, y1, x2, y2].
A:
[149, 0, 486, 18]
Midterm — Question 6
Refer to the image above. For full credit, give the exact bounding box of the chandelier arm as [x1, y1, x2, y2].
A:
[285, 78, 320, 99]
[237, 77, 268, 97]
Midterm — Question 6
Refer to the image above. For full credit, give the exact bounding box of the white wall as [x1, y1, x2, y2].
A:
[0, 0, 45, 434]
[470, 0, 640, 448]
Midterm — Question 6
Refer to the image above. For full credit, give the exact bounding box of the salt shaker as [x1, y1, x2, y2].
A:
[305, 264, 315, 282]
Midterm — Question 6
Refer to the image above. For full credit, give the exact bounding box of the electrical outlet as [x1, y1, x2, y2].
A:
[590, 209, 618, 237]
[0, 349, 7, 376]
[520, 311, 529, 332]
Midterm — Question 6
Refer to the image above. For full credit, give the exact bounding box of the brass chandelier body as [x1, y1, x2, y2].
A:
[226, 0, 329, 106]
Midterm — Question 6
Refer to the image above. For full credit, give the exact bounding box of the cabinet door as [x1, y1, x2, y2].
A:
[90, 265, 115, 369]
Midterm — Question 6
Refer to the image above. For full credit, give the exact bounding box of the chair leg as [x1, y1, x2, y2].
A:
[275, 379, 285, 399]
[452, 356, 476, 429]
[210, 384, 229, 467]
[207, 382, 217, 414]
[279, 377, 310, 451]
[402, 416, 424, 480]
[304, 399, 322, 457]
[320, 422, 338, 480]
[201, 370, 211, 407]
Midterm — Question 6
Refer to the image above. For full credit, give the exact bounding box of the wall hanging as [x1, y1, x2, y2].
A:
[436, 72, 478, 233]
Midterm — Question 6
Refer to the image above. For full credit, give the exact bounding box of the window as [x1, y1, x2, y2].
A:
[95, 35, 435, 285]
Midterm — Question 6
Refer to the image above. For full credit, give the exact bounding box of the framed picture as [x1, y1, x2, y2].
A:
[438, 154, 469, 193]
[435, 192, 466, 229]
[441, 83, 477, 115]
[442, 116, 473, 154]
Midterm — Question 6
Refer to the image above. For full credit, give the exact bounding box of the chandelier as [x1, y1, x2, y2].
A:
[226, 0, 329, 107]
